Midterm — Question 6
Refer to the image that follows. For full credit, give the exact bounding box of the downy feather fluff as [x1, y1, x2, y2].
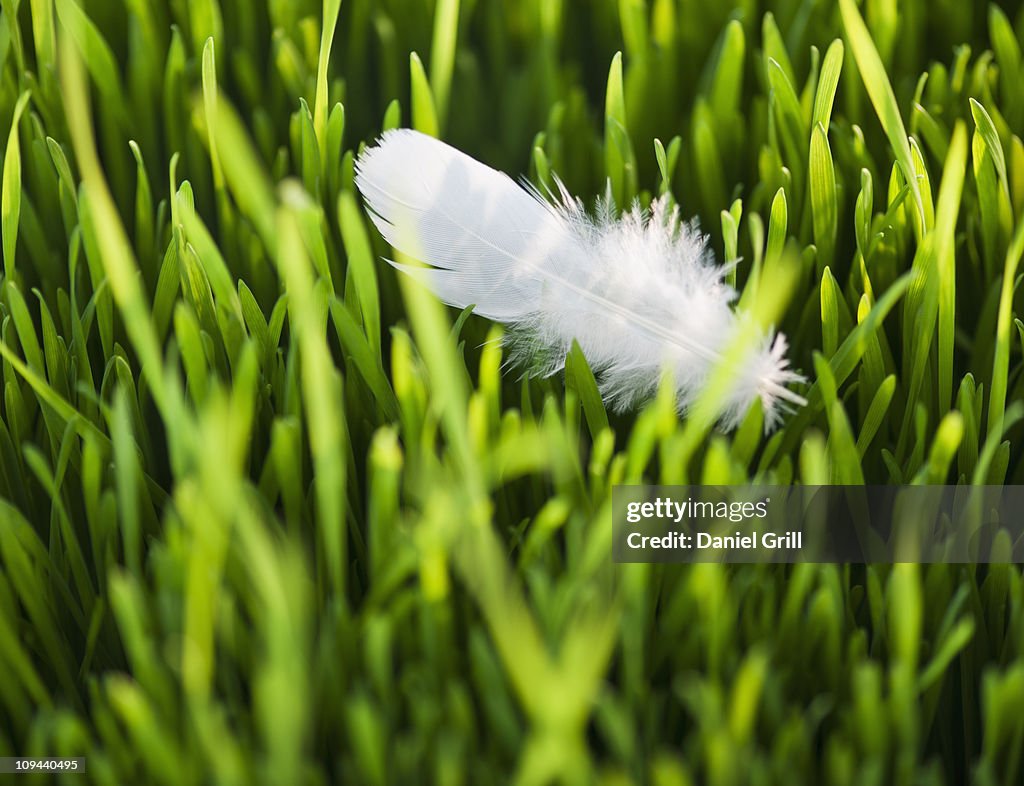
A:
[356, 129, 806, 429]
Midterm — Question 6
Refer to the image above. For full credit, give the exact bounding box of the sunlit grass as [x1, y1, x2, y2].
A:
[1, 0, 1024, 783]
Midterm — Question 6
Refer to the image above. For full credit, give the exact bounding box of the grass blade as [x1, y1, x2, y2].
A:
[839, 0, 924, 233]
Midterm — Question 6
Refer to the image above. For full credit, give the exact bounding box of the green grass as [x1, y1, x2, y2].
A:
[2, 0, 1024, 783]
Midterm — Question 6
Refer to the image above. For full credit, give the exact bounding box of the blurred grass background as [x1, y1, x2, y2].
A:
[2, 0, 1024, 783]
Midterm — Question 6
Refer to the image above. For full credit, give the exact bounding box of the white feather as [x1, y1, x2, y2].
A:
[356, 129, 806, 429]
